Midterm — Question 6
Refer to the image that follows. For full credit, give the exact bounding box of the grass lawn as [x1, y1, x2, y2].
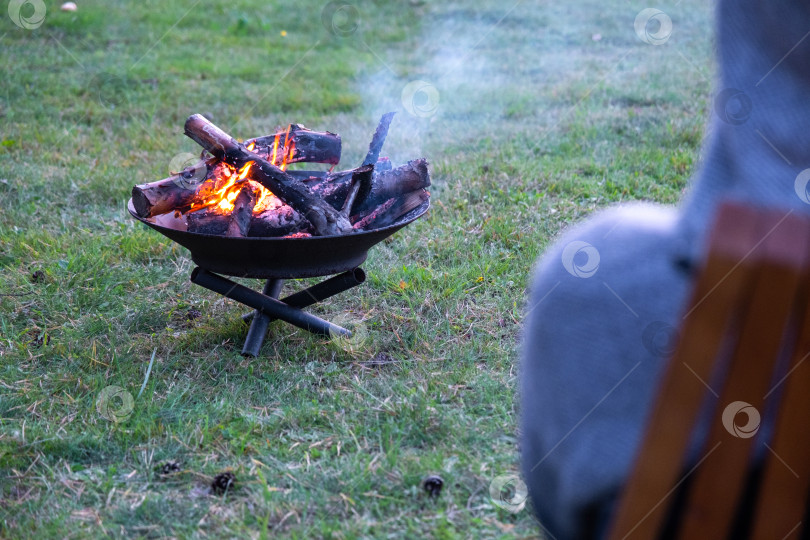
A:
[1, 1, 712, 538]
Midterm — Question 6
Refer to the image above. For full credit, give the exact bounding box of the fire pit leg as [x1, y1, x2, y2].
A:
[241, 278, 284, 357]
[190, 267, 352, 338]
[242, 268, 366, 323]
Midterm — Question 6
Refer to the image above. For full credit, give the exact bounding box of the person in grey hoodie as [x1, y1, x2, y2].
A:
[520, 1, 810, 538]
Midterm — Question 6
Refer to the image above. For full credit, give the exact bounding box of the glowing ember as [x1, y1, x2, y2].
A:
[187, 126, 301, 216]
[131, 112, 430, 241]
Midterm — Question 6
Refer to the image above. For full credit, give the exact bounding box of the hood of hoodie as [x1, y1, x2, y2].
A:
[677, 0, 810, 262]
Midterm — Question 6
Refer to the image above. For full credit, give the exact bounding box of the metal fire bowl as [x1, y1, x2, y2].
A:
[127, 198, 429, 279]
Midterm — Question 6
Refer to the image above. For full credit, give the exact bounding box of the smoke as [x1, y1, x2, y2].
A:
[348, 3, 533, 165]
[348, 1, 714, 168]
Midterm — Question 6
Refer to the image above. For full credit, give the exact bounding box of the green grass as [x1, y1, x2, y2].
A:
[1, 1, 712, 538]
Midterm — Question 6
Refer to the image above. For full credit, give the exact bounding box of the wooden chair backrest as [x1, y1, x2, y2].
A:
[608, 202, 810, 540]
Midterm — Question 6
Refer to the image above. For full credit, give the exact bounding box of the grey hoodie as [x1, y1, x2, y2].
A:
[520, 1, 810, 538]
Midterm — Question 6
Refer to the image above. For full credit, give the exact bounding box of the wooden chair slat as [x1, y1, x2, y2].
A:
[607, 205, 762, 540]
[677, 210, 810, 539]
[750, 274, 810, 540]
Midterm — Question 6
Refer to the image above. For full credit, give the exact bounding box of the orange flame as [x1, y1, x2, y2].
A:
[281, 140, 295, 171]
[211, 161, 254, 212]
[237, 161, 253, 181]
[188, 125, 301, 216]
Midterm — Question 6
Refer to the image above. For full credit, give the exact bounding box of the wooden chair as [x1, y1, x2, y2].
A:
[608, 202, 810, 540]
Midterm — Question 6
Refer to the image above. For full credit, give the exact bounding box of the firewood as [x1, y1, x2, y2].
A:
[374, 157, 393, 174]
[226, 186, 257, 237]
[134, 113, 429, 239]
[305, 169, 355, 206]
[131, 160, 212, 218]
[350, 112, 395, 210]
[352, 189, 429, 231]
[361, 112, 395, 167]
[187, 208, 230, 235]
[249, 124, 341, 166]
[184, 114, 354, 236]
[354, 159, 430, 215]
[248, 205, 308, 237]
[187, 186, 257, 237]
[131, 126, 341, 218]
[303, 159, 430, 214]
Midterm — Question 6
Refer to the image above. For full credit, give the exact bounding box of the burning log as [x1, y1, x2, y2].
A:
[249, 124, 341, 166]
[353, 189, 430, 230]
[131, 126, 341, 218]
[184, 114, 353, 236]
[361, 112, 395, 167]
[131, 112, 429, 240]
[301, 159, 430, 216]
[157, 160, 428, 237]
[131, 159, 213, 218]
[187, 209, 230, 236]
[248, 206, 308, 237]
[187, 185, 257, 237]
[227, 186, 257, 237]
[359, 159, 430, 214]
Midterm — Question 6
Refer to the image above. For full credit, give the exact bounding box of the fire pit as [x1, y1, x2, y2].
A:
[128, 113, 430, 356]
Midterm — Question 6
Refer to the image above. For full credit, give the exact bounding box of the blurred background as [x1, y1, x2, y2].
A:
[0, 1, 711, 537]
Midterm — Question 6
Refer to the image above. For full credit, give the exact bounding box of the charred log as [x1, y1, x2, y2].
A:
[362, 112, 395, 167]
[248, 206, 309, 237]
[354, 159, 430, 215]
[187, 208, 230, 235]
[374, 157, 393, 174]
[352, 189, 429, 230]
[131, 127, 340, 219]
[227, 186, 257, 237]
[131, 160, 211, 218]
[184, 114, 354, 236]
[303, 159, 430, 214]
[187, 186, 257, 237]
[249, 125, 341, 166]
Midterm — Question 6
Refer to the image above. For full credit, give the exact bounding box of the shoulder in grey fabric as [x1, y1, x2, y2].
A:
[519, 1, 810, 538]
[521, 205, 690, 538]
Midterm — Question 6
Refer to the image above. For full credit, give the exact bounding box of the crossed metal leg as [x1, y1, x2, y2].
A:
[189, 267, 366, 357]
